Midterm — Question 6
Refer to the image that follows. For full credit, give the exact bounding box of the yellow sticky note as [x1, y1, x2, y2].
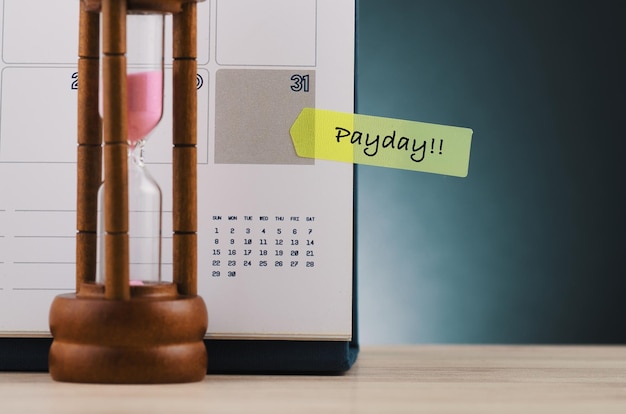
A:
[290, 108, 473, 177]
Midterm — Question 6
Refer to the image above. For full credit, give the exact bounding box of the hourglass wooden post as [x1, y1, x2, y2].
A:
[172, 0, 198, 297]
[75, 0, 101, 292]
[49, 0, 207, 384]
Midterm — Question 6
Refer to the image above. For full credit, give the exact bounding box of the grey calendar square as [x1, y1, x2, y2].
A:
[214, 69, 315, 165]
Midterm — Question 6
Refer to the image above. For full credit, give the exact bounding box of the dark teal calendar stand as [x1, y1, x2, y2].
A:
[0, 339, 358, 374]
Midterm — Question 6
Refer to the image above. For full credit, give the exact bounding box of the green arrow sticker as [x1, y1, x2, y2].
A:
[290, 108, 473, 177]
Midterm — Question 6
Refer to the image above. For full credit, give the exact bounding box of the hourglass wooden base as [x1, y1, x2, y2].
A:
[48, 283, 208, 383]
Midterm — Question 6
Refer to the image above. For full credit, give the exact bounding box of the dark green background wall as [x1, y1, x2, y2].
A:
[355, 0, 625, 343]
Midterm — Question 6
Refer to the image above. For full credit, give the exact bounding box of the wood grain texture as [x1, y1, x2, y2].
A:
[76, 60, 101, 146]
[49, 292, 208, 383]
[173, 1, 197, 59]
[100, 1, 129, 299]
[76, 3, 102, 288]
[78, 2, 99, 58]
[172, 59, 197, 146]
[101, 0, 126, 55]
[76, 145, 101, 231]
[104, 233, 129, 300]
[75, 232, 98, 288]
[102, 143, 128, 233]
[171, 2, 198, 296]
[83, 0, 204, 14]
[101, 56, 127, 145]
[172, 146, 197, 232]
[172, 146, 197, 295]
[173, 232, 197, 296]
[3, 346, 626, 413]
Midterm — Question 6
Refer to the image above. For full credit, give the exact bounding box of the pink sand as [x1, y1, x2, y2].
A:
[127, 71, 163, 144]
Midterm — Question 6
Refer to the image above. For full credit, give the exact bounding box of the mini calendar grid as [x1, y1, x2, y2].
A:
[0, 0, 354, 340]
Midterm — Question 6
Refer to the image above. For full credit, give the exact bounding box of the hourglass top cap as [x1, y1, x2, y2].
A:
[83, 0, 206, 14]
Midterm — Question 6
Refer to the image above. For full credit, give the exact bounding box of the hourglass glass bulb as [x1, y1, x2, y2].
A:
[127, 70, 163, 148]
[97, 13, 165, 286]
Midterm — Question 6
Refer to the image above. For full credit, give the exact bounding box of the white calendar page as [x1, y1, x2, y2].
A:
[0, 0, 354, 340]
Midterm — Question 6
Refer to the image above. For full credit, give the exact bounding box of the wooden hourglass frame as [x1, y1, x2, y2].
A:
[48, 0, 207, 383]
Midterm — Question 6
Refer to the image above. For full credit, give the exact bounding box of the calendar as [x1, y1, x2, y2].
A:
[0, 0, 354, 341]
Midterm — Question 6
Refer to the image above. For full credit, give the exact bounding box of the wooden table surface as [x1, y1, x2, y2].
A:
[1, 345, 625, 413]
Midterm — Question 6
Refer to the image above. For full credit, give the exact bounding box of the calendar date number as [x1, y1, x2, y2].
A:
[209, 215, 317, 276]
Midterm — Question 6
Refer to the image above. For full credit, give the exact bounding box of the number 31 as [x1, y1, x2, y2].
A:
[290, 74, 310, 92]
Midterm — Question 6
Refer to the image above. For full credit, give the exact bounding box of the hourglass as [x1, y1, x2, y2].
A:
[49, 0, 207, 384]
